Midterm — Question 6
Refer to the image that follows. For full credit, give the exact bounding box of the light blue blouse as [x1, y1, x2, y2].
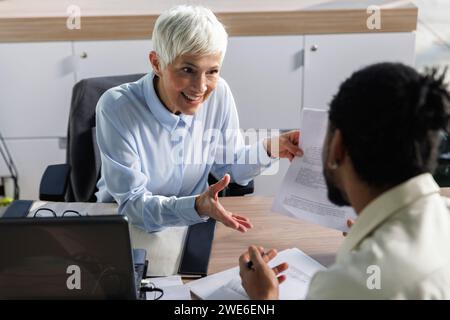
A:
[95, 72, 275, 232]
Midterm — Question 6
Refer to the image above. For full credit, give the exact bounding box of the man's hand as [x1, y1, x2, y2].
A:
[195, 174, 253, 232]
[239, 246, 288, 300]
[264, 130, 304, 162]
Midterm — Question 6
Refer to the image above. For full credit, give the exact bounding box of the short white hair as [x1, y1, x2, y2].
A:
[152, 5, 228, 69]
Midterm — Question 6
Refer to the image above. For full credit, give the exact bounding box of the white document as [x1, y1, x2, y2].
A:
[145, 276, 191, 300]
[29, 201, 188, 277]
[272, 109, 357, 232]
[154, 285, 191, 300]
[145, 275, 183, 287]
[188, 248, 326, 300]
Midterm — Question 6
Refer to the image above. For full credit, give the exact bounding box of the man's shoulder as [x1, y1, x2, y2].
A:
[307, 193, 450, 299]
[376, 193, 450, 256]
[322, 196, 450, 298]
[306, 263, 385, 299]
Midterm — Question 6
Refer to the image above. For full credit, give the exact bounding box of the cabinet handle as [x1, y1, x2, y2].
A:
[80, 52, 88, 59]
[310, 45, 318, 52]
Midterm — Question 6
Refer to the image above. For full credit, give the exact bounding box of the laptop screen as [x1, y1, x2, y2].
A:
[0, 215, 137, 299]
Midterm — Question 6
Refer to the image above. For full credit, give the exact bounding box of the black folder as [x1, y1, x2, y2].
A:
[178, 218, 216, 277]
[2, 200, 34, 218]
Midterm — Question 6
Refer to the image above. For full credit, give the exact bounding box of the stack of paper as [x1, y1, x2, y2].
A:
[272, 109, 356, 232]
[145, 275, 191, 300]
[188, 248, 326, 300]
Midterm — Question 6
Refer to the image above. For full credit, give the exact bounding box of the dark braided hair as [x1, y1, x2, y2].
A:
[329, 62, 450, 188]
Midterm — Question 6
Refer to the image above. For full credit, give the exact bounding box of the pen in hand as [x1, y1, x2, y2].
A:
[246, 252, 266, 269]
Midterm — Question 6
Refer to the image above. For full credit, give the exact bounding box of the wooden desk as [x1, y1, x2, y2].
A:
[210, 190, 450, 275]
[207, 196, 343, 275]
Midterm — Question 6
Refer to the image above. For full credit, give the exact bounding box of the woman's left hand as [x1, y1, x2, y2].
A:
[195, 174, 253, 233]
[264, 130, 304, 162]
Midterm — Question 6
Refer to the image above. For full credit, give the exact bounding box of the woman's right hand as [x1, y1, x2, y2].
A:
[195, 174, 253, 232]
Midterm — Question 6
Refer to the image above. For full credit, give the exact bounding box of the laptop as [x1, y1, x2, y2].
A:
[0, 215, 145, 299]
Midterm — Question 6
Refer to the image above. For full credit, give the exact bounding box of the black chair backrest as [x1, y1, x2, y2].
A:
[66, 74, 146, 202]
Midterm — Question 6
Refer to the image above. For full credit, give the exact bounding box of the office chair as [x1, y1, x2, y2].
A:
[39, 74, 254, 202]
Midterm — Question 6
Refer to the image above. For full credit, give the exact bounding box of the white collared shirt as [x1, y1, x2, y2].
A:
[307, 173, 450, 299]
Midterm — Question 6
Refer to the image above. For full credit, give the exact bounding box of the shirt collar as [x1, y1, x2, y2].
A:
[142, 72, 194, 132]
[338, 173, 440, 256]
[179, 112, 194, 128]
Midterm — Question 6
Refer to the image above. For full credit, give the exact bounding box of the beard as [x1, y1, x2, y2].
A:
[323, 167, 351, 207]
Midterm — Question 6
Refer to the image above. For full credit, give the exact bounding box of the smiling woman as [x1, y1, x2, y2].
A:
[149, 5, 227, 116]
[94, 5, 304, 233]
[150, 52, 222, 115]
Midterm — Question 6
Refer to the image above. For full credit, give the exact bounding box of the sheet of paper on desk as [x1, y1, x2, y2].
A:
[272, 108, 357, 232]
[146, 275, 183, 287]
[145, 275, 191, 300]
[188, 248, 326, 300]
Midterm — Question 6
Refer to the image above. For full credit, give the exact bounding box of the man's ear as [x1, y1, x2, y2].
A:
[328, 129, 346, 167]
[149, 51, 162, 76]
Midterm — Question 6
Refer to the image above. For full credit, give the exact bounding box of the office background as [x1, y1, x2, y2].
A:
[0, 0, 448, 200]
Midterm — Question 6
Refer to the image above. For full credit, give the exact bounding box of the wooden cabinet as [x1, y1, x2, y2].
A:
[0, 42, 74, 138]
[73, 40, 153, 81]
[0, 42, 73, 199]
[303, 32, 416, 111]
[221, 36, 303, 130]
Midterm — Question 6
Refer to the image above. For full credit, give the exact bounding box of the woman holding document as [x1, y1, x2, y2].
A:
[239, 63, 450, 299]
[95, 5, 303, 233]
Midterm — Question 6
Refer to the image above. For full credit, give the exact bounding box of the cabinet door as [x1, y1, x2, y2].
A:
[0, 138, 66, 200]
[303, 32, 416, 110]
[73, 40, 153, 80]
[220, 36, 303, 195]
[0, 42, 74, 138]
[221, 36, 304, 130]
